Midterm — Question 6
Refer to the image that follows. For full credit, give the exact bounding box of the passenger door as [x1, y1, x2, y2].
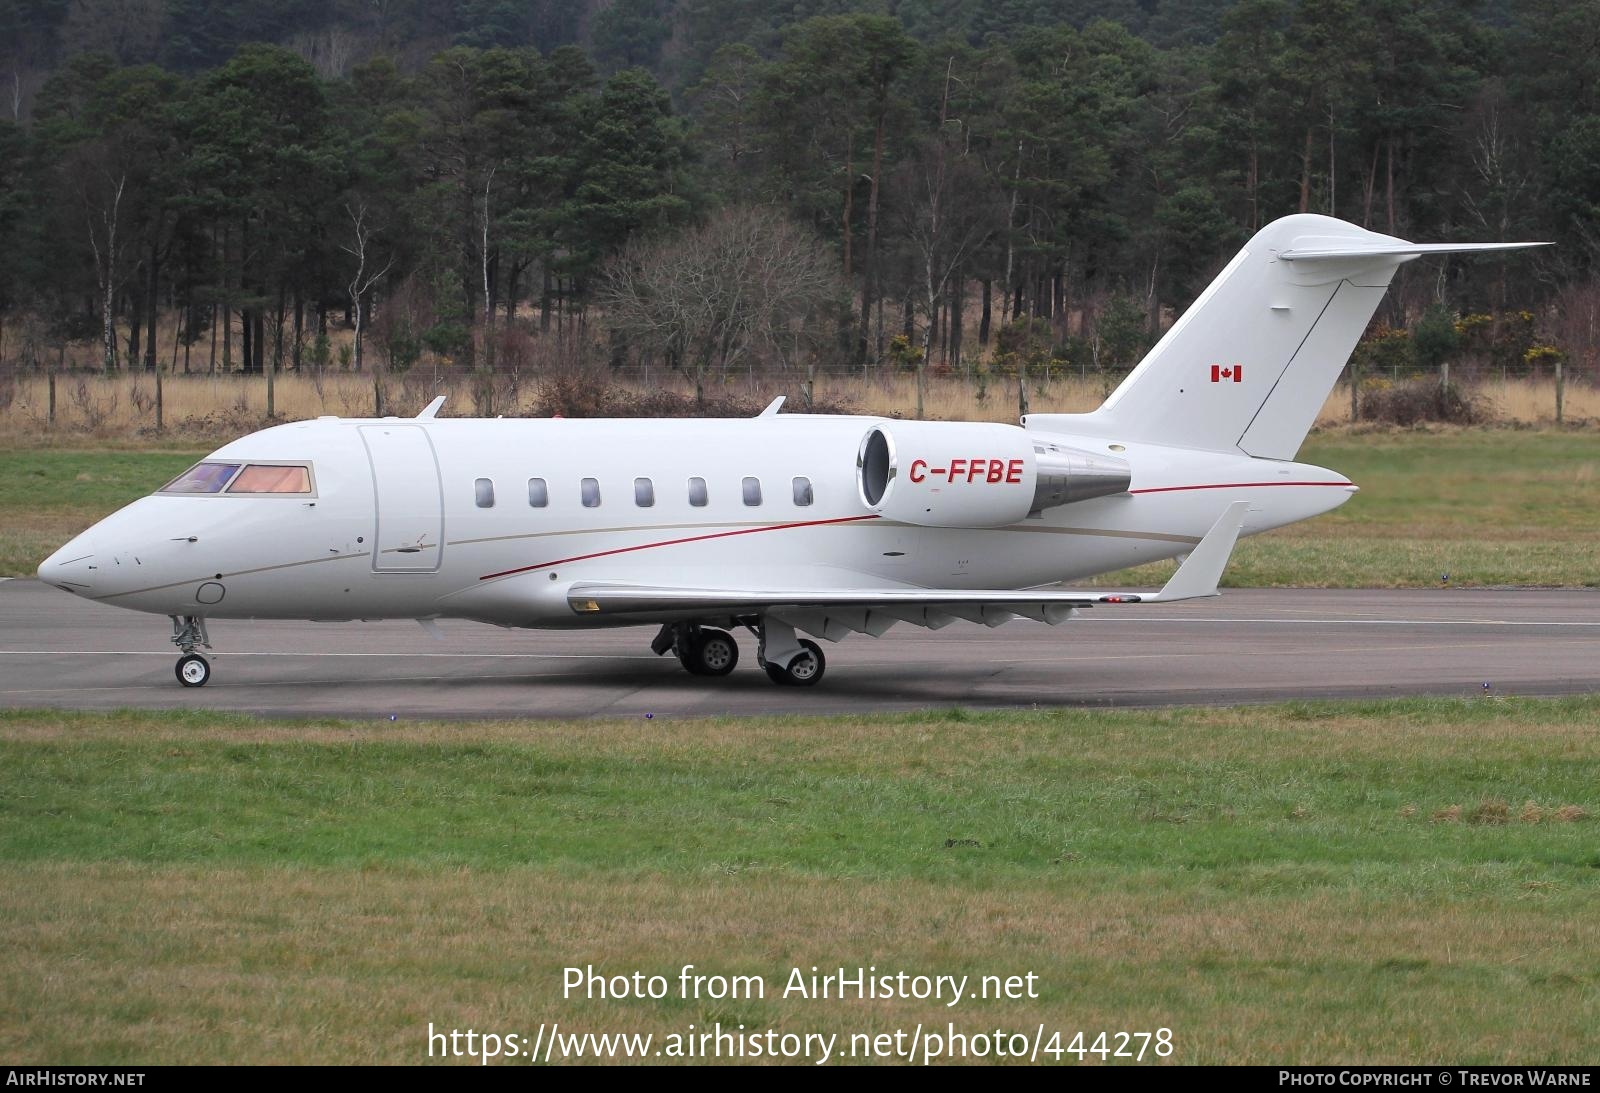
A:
[359, 424, 444, 572]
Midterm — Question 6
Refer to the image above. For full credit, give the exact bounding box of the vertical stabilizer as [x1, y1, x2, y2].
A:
[1023, 215, 1548, 459]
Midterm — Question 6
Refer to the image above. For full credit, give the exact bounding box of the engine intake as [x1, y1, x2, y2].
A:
[856, 422, 1130, 528]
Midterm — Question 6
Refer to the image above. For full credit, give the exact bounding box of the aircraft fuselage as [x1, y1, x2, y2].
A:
[38, 413, 1354, 628]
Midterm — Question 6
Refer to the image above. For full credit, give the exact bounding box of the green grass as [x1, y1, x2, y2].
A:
[1103, 430, 1600, 587]
[0, 449, 200, 578]
[1, 701, 1598, 1063]
[3, 429, 1598, 584]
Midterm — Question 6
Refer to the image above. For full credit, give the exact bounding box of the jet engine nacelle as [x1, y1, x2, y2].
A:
[856, 422, 1131, 528]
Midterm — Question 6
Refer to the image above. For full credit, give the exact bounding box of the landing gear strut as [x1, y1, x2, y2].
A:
[170, 615, 212, 688]
[652, 622, 740, 677]
[763, 640, 825, 687]
[757, 617, 826, 687]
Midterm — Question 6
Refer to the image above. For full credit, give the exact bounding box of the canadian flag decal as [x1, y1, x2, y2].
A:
[1210, 364, 1243, 383]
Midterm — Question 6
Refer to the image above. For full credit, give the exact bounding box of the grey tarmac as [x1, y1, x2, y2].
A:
[1, 579, 1595, 719]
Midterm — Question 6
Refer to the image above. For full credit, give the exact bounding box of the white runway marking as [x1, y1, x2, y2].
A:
[0, 649, 661, 660]
[1079, 616, 1600, 627]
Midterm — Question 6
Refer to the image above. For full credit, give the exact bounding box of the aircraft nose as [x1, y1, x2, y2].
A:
[37, 533, 97, 594]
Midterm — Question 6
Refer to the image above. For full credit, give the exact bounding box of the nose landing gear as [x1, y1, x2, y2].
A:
[170, 615, 212, 687]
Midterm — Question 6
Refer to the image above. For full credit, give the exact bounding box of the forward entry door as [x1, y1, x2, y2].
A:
[359, 424, 444, 572]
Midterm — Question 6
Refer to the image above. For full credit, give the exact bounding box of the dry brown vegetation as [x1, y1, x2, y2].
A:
[0, 369, 1595, 447]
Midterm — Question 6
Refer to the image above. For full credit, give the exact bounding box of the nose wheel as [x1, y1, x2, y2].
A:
[169, 614, 213, 687]
[176, 653, 211, 687]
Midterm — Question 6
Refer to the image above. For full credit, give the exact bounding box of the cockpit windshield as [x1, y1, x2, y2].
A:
[228, 464, 312, 494]
[160, 462, 241, 494]
[158, 462, 313, 496]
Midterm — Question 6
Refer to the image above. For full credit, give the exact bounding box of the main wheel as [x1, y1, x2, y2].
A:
[763, 639, 826, 687]
[691, 629, 739, 676]
[176, 653, 211, 688]
[680, 629, 738, 677]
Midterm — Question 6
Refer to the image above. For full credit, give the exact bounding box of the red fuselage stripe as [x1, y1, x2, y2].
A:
[478, 514, 882, 581]
[1129, 480, 1352, 495]
[476, 480, 1351, 581]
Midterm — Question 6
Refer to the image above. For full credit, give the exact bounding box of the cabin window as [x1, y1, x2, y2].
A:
[792, 476, 814, 507]
[528, 478, 548, 507]
[581, 477, 601, 508]
[688, 477, 708, 507]
[474, 478, 495, 508]
[227, 464, 313, 495]
[742, 476, 763, 506]
[634, 477, 655, 507]
[159, 462, 241, 495]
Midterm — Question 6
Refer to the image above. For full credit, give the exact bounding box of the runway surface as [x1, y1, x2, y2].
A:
[1, 578, 1596, 719]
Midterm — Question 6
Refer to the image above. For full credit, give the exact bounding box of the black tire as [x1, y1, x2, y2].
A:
[692, 629, 739, 677]
[176, 653, 210, 688]
[765, 639, 825, 687]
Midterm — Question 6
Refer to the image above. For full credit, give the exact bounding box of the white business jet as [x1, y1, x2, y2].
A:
[37, 214, 1544, 688]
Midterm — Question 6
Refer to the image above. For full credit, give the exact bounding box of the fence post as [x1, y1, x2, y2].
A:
[1555, 357, 1564, 425]
[48, 372, 56, 428]
[155, 366, 163, 432]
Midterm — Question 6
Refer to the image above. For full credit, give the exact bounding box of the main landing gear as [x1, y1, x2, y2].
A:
[170, 614, 212, 687]
[650, 618, 827, 687]
[652, 622, 741, 677]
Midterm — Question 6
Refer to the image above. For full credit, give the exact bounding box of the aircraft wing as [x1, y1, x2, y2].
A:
[566, 502, 1248, 631]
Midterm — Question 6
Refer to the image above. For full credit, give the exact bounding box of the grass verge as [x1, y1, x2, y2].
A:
[1, 699, 1597, 1064]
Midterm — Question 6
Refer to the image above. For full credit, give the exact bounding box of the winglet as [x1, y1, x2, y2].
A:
[758, 396, 785, 418]
[417, 395, 447, 420]
[1148, 501, 1250, 602]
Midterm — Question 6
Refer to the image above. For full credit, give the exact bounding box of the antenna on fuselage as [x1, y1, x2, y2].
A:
[416, 396, 446, 420]
[758, 396, 785, 417]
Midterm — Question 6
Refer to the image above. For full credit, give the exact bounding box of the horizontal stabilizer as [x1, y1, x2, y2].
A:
[1147, 501, 1248, 601]
[1280, 241, 1551, 262]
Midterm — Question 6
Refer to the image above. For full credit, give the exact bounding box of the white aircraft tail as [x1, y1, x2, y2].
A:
[1024, 214, 1547, 458]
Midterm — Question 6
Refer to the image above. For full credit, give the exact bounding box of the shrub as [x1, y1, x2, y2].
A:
[1358, 378, 1489, 426]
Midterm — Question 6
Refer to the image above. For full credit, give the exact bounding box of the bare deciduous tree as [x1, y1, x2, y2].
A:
[599, 206, 846, 407]
[79, 165, 126, 374]
[342, 201, 393, 374]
